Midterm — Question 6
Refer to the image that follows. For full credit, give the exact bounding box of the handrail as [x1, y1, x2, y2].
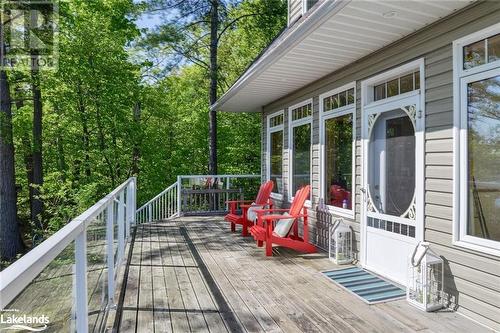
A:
[136, 174, 261, 223]
[135, 180, 180, 224]
[178, 174, 259, 179]
[136, 181, 178, 212]
[0, 177, 136, 332]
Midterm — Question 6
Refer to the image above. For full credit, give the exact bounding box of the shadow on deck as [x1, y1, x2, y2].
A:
[113, 216, 492, 333]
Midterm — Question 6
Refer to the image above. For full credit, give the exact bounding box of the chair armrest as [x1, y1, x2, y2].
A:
[255, 208, 289, 214]
[225, 200, 253, 204]
[259, 214, 296, 221]
[240, 203, 272, 209]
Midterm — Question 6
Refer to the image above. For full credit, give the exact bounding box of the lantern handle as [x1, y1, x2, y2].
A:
[410, 241, 430, 267]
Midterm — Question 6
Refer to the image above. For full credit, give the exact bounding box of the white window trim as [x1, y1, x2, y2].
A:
[319, 82, 356, 219]
[360, 58, 426, 265]
[288, 98, 313, 205]
[452, 23, 500, 257]
[266, 110, 285, 201]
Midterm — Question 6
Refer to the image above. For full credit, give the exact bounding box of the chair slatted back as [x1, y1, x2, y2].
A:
[254, 180, 274, 204]
[289, 186, 310, 216]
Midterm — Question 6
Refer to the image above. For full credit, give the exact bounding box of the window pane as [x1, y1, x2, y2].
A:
[306, 0, 319, 11]
[347, 88, 355, 104]
[292, 123, 311, 195]
[464, 40, 486, 69]
[400, 73, 414, 94]
[325, 114, 353, 209]
[414, 71, 420, 90]
[387, 78, 399, 98]
[270, 130, 283, 194]
[324, 97, 332, 111]
[332, 95, 339, 109]
[374, 83, 386, 101]
[339, 91, 347, 107]
[488, 34, 500, 63]
[292, 104, 312, 120]
[466, 75, 500, 242]
[369, 110, 415, 216]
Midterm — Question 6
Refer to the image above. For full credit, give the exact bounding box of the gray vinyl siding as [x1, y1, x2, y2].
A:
[261, 2, 500, 330]
[288, 0, 302, 26]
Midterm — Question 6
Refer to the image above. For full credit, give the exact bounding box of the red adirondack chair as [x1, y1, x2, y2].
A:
[224, 180, 274, 236]
[249, 185, 316, 256]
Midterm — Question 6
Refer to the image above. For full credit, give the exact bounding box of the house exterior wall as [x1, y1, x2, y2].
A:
[288, 0, 302, 25]
[261, 2, 500, 330]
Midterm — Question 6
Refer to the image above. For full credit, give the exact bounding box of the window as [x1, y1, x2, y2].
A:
[463, 33, 500, 69]
[454, 24, 500, 255]
[320, 84, 356, 216]
[465, 75, 500, 241]
[373, 71, 420, 102]
[303, 0, 319, 13]
[289, 100, 312, 199]
[267, 112, 284, 195]
[323, 88, 354, 111]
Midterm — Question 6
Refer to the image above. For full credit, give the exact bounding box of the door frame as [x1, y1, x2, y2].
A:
[360, 58, 426, 269]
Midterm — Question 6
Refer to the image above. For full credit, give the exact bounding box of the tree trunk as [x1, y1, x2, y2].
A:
[131, 101, 141, 176]
[31, 65, 44, 230]
[0, 68, 24, 260]
[208, 0, 219, 176]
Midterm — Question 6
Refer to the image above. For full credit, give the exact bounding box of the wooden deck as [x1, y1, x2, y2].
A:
[115, 216, 492, 333]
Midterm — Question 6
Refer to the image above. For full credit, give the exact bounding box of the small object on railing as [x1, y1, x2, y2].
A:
[328, 219, 353, 265]
[407, 242, 444, 312]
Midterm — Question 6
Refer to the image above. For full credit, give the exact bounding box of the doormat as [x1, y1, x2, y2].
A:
[322, 267, 406, 304]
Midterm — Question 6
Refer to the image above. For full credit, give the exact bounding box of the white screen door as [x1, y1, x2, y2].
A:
[362, 94, 423, 286]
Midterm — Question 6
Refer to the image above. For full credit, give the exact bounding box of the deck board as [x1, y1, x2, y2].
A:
[116, 216, 494, 333]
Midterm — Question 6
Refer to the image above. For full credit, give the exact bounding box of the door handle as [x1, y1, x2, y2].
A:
[360, 187, 367, 202]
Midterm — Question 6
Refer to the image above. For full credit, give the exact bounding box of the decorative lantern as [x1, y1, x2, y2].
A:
[407, 242, 444, 312]
[328, 219, 353, 265]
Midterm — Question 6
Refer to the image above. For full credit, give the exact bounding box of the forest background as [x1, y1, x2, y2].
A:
[0, 0, 287, 262]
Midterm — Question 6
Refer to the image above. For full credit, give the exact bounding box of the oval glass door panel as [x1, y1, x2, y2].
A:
[368, 109, 415, 216]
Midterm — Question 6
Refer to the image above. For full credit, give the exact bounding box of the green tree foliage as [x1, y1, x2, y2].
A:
[4, 0, 286, 251]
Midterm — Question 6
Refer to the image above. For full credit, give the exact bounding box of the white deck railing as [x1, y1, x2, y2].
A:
[136, 181, 179, 223]
[0, 174, 259, 332]
[0, 177, 136, 332]
[136, 174, 260, 223]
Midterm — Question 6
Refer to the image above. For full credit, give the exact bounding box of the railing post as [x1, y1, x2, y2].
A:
[148, 205, 152, 223]
[177, 176, 182, 216]
[118, 191, 125, 264]
[75, 229, 88, 332]
[126, 183, 132, 239]
[106, 203, 115, 302]
[226, 176, 230, 211]
[132, 178, 136, 225]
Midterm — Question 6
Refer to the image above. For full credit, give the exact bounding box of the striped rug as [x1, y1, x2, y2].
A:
[322, 267, 406, 304]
